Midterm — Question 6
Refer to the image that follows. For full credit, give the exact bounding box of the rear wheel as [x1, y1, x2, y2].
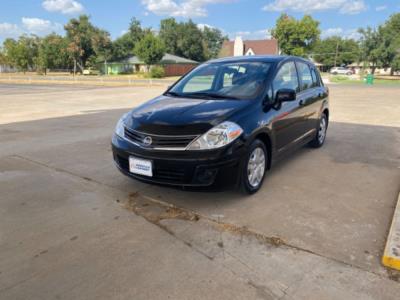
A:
[240, 139, 268, 194]
[309, 114, 328, 148]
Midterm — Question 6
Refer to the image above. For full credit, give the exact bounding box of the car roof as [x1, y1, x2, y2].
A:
[207, 55, 313, 65]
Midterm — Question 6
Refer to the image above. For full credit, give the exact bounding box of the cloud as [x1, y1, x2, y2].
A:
[142, 0, 233, 18]
[263, 0, 366, 15]
[339, 1, 367, 14]
[0, 23, 22, 39]
[21, 17, 62, 35]
[375, 5, 387, 12]
[229, 29, 272, 40]
[321, 27, 361, 40]
[197, 23, 214, 30]
[42, 0, 84, 14]
[0, 18, 63, 40]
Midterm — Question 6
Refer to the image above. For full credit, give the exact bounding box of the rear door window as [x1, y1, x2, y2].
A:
[296, 62, 313, 91]
[310, 68, 320, 87]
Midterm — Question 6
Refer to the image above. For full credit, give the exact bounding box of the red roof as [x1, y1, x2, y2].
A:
[219, 39, 278, 57]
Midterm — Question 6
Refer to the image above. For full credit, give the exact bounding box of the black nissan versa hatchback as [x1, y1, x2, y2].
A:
[112, 56, 329, 194]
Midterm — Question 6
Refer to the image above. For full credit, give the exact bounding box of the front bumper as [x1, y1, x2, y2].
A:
[111, 134, 246, 187]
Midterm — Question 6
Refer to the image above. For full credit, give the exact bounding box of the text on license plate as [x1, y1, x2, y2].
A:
[129, 156, 153, 177]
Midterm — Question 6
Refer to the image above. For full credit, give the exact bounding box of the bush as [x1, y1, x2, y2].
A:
[150, 66, 165, 78]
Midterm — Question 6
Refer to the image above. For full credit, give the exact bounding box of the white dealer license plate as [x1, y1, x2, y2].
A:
[129, 156, 153, 177]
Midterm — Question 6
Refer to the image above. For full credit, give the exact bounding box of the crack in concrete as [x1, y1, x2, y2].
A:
[128, 192, 399, 283]
[11, 154, 399, 283]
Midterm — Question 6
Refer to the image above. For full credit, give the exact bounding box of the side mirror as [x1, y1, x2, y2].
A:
[276, 88, 296, 103]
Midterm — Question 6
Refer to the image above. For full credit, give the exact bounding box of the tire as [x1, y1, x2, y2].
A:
[346, 72, 352, 76]
[240, 139, 268, 194]
[309, 113, 328, 148]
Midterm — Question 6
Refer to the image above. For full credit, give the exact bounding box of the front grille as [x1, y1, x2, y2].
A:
[124, 127, 198, 149]
[116, 155, 186, 184]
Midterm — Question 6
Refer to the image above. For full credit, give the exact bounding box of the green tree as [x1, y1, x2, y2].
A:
[378, 13, 400, 74]
[272, 14, 320, 56]
[2, 39, 17, 67]
[91, 28, 112, 64]
[0, 49, 8, 65]
[201, 26, 228, 59]
[111, 18, 148, 60]
[358, 27, 383, 73]
[64, 15, 111, 73]
[3, 35, 39, 72]
[134, 33, 165, 68]
[359, 14, 400, 74]
[159, 18, 207, 61]
[177, 20, 205, 61]
[159, 18, 180, 55]
[112, 34, 135, 60]
[37, 34, 70, 74]
[313, 37, 360, 68]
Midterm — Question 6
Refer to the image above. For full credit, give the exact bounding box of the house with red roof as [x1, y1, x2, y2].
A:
[219, 36, 279, 57]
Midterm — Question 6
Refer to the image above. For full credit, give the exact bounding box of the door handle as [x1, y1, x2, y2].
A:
[299, 100, 304, 106]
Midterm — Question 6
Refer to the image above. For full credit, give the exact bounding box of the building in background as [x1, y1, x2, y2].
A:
[101, 53, 198, 76]
[219, 37, 279, 57]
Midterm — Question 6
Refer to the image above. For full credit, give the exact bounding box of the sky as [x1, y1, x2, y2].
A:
[0, 0, 399, 43]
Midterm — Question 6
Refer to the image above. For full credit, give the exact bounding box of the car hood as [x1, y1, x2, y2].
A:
[125, 95, 252, 135]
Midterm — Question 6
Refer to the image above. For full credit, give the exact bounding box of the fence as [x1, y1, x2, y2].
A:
[0, 74, 177, 87]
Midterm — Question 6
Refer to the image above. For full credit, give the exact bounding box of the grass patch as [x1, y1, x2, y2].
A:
[330, 75, 400, 85]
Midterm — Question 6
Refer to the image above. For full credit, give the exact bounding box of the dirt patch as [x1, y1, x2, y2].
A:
[217, 223, 284, 246]
[125, 192, 201, 225]
[124, 192, 284, 248]
[388, 269, 400, 282]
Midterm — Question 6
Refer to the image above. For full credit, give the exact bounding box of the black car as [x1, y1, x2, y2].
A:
[112, 56, 329, 194]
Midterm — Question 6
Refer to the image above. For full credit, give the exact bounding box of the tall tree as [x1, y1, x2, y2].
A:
[378, 13, 400, 74]
[201, 26, 228, 59]
[0, 48, 8, 65]
[272, 14, 320, 56]
[64, 15, 111, 73]
[134, 33, 165, 68]
[2, 35, 39, 72]
[159, 18, 208, 61]
[313, 37, 360, 68]
[128, 18, 148, 44]
[358, 27, 383, 73]
[91, 28, 112, 64]
[177, 20, 205, 61]
[112, 34, 135, 61]
[111, 18, 148, 60]
[159, 18, 180, 55]
[37, 34, 70, 74]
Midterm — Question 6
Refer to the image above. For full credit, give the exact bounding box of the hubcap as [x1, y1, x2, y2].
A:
[247, 147, 266, 188]
[318, 117, 327, 144]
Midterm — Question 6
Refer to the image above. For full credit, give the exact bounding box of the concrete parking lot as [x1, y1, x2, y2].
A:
[0, 83, 399, 299]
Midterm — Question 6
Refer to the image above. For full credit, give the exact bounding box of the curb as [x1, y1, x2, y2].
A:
[382, 192, 400, 270]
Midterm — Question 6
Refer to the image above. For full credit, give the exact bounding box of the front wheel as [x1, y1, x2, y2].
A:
[240, 139, 268, 194]
[309, 114, 328, 148]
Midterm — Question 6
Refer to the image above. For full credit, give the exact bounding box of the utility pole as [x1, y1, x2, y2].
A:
[334, 40, 339, 67]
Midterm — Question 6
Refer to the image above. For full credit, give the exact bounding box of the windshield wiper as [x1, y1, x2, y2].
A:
[185, 92, 240, 100]
[164, 91, 184, 97]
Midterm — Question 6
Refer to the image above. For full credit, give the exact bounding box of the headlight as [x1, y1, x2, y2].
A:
[115, 113, 128, 138]
[187, 121, 243, 150]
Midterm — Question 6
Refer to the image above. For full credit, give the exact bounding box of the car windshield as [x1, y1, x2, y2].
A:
[166, 61, 272, 100]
